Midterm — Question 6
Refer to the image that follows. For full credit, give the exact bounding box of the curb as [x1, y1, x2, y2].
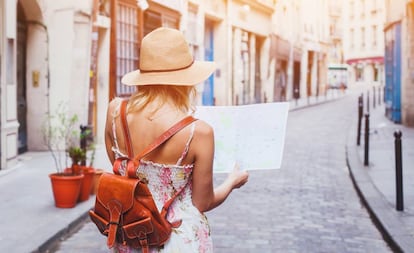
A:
[345, 122, 414, 253]
[31, 211, 91, 253]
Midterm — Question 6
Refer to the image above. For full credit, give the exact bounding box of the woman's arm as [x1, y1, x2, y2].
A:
[191, 121, 249, 212]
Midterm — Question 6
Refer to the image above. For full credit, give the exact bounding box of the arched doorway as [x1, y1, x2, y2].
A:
[17, 0, 47, 151]
[17, 2, 28, 153]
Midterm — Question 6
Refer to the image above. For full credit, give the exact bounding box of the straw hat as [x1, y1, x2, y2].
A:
[121, 27, 216, 86]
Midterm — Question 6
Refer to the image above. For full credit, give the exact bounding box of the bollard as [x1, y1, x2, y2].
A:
[394, 130, 404, 211]
[366, 91, 370, 113]
[364, 113, 370, 166]
[357, 95, 363, 146]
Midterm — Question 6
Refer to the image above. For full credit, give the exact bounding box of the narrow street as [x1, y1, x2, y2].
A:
[51, 89, 392, 253]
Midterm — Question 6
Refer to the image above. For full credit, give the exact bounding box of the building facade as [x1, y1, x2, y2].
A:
[326, 0, 348, 90]
[270, 0, 329, 102]
[0, 0, 279, 170]
[384, 0, 414, 126]
[342, 0, 386, 87]
[1, 0, 342, 170]
[0, 0, 102, 170]
[107, 0, 276, 106]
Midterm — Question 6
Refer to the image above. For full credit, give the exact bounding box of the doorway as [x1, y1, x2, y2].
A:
[17, 2, 28, 153]
[293, 61, 301, 99]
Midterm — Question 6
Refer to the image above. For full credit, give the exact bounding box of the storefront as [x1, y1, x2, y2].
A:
[269, 34, 289, 102]
[228, 0, 274, 105]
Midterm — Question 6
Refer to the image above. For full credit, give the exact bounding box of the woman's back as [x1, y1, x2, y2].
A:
[111, 98, 197, 164]
[109, 99, 214, 252]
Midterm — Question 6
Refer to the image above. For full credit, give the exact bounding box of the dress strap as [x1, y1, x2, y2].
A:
[176, 122, 196, 166]
[120, 100, 134, 157]
[111, 100, 122, 153]
[110, 99, 129, 159]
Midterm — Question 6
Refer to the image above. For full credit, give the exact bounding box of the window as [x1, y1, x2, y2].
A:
[372, 25, 377, 47]
[361, 27, 365, 48]
[187, 4, 200, 60]
[360, 0, 365, 18]
[187, 4, 197, 46]
[350, 1, 355, 19]
[109, 0, 180, 98]
[350, 28, 354, 48]
[114, 2, 139, 97]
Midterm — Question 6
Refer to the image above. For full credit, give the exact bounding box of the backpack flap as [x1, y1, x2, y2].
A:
[123, 217, 154, 248]
[97, 173, 137, 211]
[96, 173, 139, 248]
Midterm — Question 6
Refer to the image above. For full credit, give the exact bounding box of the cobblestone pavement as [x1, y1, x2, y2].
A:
[51, 91, 392, 253]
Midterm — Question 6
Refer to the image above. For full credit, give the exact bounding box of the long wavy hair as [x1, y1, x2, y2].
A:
[127, 85, 197, 116]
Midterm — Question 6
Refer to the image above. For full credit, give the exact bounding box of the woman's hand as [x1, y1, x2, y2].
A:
[227, 163, 249, 189]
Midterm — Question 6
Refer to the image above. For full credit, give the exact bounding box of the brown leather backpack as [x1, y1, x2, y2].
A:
[89, 100, 197, 252]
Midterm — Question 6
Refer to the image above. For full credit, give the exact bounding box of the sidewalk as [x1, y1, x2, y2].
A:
[346, 102, 414, 252]
[0, 148, 112, 253]
[288, 88, 346, 111]
[0, 90, 347, 253]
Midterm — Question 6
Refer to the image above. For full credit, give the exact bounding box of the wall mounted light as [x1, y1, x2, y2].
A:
[137, 0, 149, 11]
[32, 70, 40, 88]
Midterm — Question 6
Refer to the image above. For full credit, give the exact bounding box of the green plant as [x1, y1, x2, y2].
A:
[67, 146, 87, 167]
[88, 143, 96, 167]
[42, 103, 79, 173]
[80, 125, 96, 167]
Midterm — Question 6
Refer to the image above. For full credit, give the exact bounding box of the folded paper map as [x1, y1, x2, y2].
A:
[195, 102, 289, 173]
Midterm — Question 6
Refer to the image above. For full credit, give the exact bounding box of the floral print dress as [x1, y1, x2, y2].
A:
[111, 107, 213, 253]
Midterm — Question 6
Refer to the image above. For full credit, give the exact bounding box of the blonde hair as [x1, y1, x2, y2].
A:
[128, 85, 196, 115]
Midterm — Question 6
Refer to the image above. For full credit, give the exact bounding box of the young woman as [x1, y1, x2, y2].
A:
[105, 27, 249, 253]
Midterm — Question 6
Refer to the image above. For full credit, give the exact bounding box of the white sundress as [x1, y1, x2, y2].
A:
[111, 106, 213, 253]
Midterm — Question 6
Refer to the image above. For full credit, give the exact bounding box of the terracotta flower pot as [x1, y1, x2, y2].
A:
[63, 165, 82, 175]
[49, 172, 84, 208]
[78, 166, 95, 202]
[90, 168, 104, 195]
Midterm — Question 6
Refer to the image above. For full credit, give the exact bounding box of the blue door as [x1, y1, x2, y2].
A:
[202, 24, 214, 105]
[392, 23, 402, 123]
[384, 32, 393, 119]
[384, 23, 402, 123]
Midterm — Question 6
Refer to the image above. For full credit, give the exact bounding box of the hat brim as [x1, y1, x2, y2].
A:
[121, 61, 216, 86]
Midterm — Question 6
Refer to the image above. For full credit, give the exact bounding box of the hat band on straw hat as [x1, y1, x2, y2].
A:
[140, 60, 195, 73]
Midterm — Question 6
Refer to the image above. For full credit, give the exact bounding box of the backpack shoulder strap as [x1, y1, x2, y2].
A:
[114, 100, 197, 177]
[123, 115, 198, 178]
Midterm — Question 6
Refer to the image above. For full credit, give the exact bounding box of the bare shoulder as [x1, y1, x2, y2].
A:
[107, 97, 123, 115]
[191, 119, 214, 161]
[109, 97, 123, 109]
[193, 119, 214, 139]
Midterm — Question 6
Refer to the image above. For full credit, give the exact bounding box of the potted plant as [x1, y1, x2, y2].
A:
[79, 126, 104, 196]
[67, 146, 86, 175]
[42, 103, 84, 208]
[87, 143, 104, 195]
[71, 126, 98, 202]
[70, 145, 95, 202]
